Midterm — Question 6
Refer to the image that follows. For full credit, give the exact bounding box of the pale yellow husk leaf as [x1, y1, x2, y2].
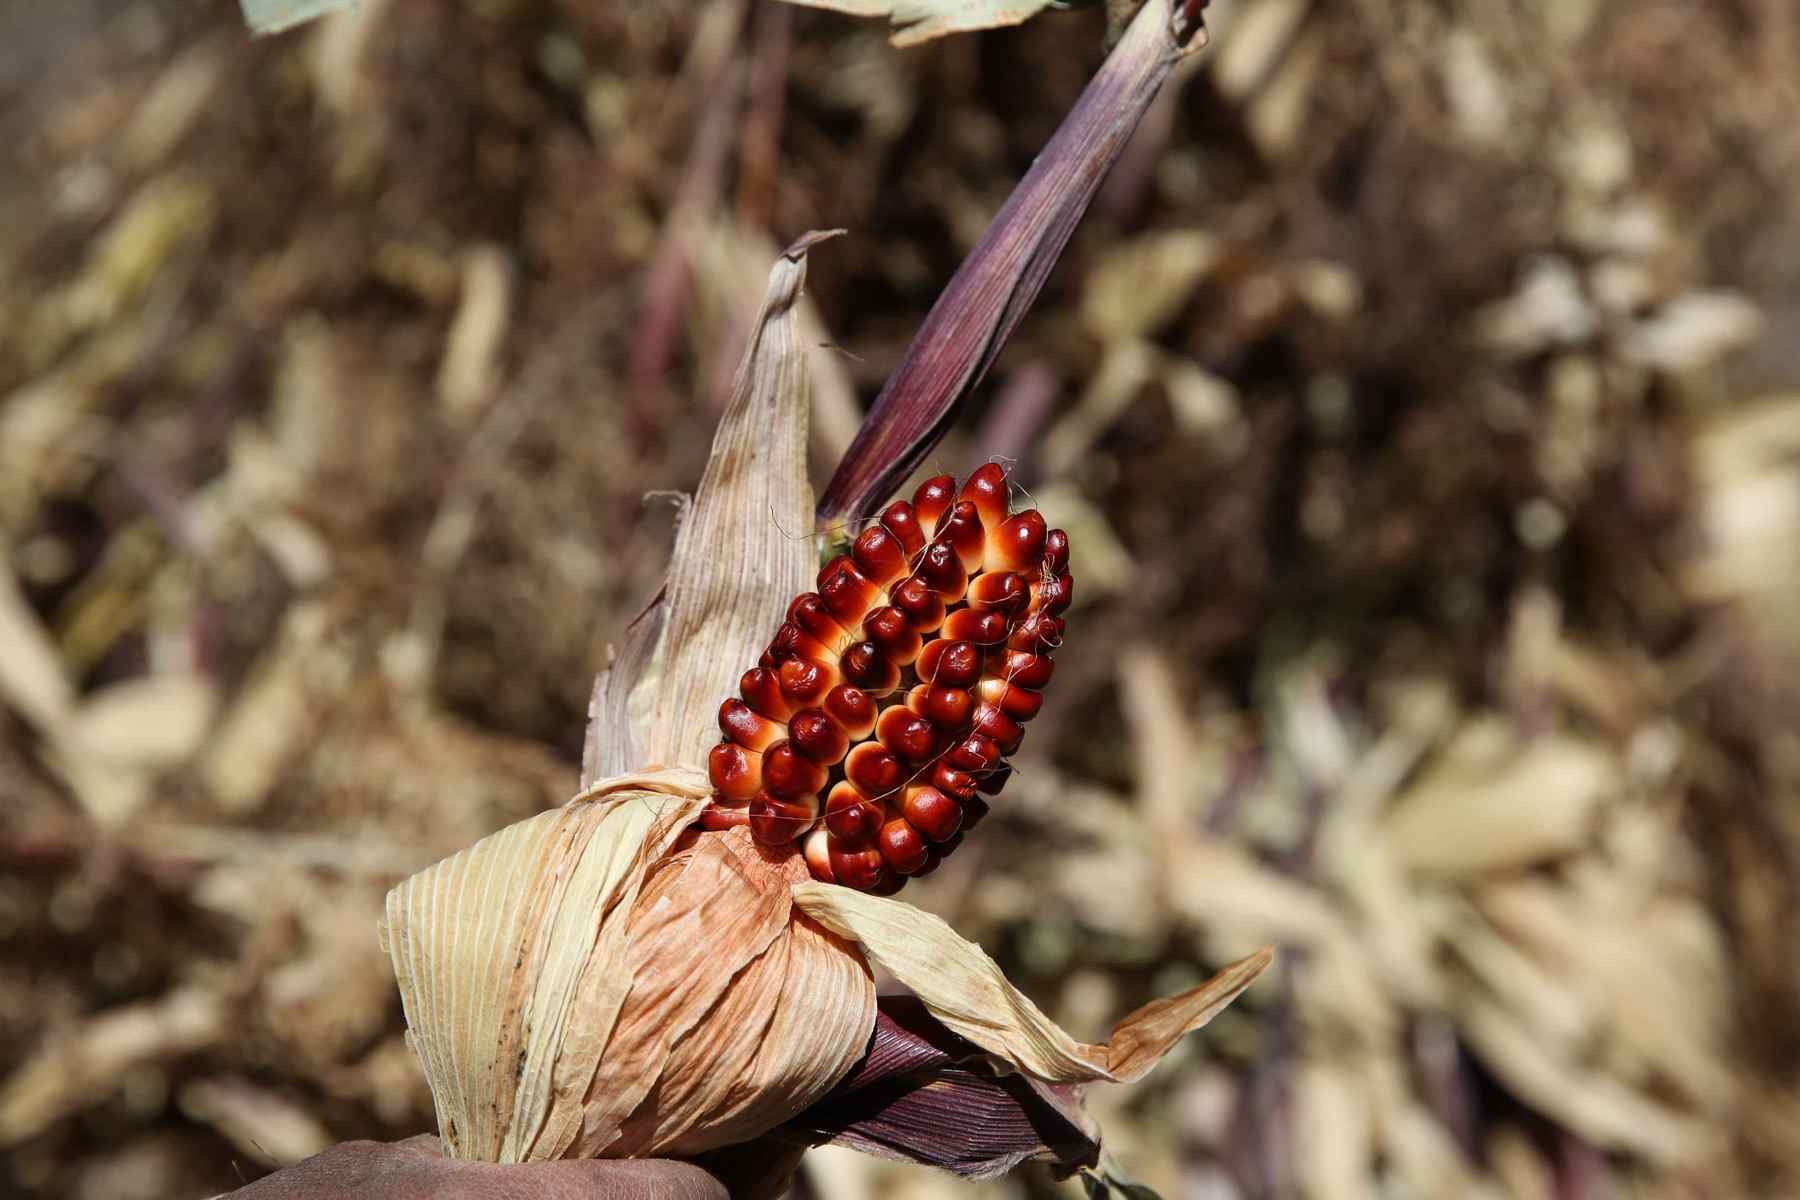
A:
[383, 767, 879, 1163]
[793, 881, 1272, 1083]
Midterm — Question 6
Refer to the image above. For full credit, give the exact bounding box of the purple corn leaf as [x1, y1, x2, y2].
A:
[776, 996, 1102, 1178]
[816, 0, 1212, 527]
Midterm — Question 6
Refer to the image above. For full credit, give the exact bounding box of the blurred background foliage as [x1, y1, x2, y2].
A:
[3, 0, 1799, 1196]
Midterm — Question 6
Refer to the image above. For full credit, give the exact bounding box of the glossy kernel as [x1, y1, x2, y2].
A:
[762, 740, 827, 798]
[845, 742, 904, 797]
[708, 742, 762, 802]
[825, 781, 882, 845]
[718, 698, 783, 752]
[789, 708, 849, 764]
[877, 817, 931, 875]
[912, 475, 958, 532]
[876, 706, 938, 762]
[879, 501, 925, 557]
[851, 526, 910, 586]
[984, 509, 1047, 574]
[901, 785, 963, 842]
[823, 684, 876, 738]
[958, 462, 1010, 531]
[750, 791, 819, 846]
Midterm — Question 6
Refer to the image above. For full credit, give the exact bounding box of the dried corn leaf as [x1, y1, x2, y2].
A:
[1383, 721, 1615, 878]
[778, 0, 1058, 47]
[793, 881, 1270, 1083]
[0, 988, 227, 1147]
[587, 234, 828, 780]
[383, 769, 711, 1161]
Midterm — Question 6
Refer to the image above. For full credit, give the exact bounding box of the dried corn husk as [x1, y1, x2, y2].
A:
[383, 767, 877, 1160]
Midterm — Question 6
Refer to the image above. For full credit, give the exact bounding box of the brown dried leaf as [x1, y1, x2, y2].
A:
[587, 234, 833, 778]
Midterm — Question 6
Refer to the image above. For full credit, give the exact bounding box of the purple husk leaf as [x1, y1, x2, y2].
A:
[754, 996, 1103, 1181]
[816, 0, 1211, 527]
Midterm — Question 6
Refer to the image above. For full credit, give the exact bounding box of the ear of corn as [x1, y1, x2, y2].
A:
[703, 461, 1073, 892]
[381, 4, 1269, 1181]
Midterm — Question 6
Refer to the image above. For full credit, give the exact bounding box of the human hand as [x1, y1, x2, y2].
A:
[223, 1135, 728, 1200]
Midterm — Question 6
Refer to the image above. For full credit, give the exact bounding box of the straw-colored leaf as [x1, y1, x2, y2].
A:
[382, 769, 712, 1161]
[793, 881, 1271, 1084]
[587, 233, 831, 780]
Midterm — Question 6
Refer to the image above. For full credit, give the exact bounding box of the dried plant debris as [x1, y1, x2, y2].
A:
[6, 0, 1800, 1196]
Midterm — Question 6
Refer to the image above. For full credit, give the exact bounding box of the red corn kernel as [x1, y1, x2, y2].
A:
[889, 576, 947, 632]
[867, 871, 906, 896]
[912, 475, 958, 532]
[958, 462, 1010, 531]
[913, 542, 967, 601]
[921, 684, 974, 728]
[945, 734, 1002, 773]
[719, 698, 783, 752]
[762, 740, 828, 798]
[976, 678, 1044, 721]
[708, 743, 762, 802]
[901, 785, 962, 842]
[995, 649, 1054, 689]
[862, 605, 922, 665]
[918, 639, 983, 688]
[937, 501, 986, 572]
[846, 742, 904, 797]
[828, 840, 890, 891]
[876, 706, 939, 762]
[879, 501, 925, 557]
[966, 570, 1027, 614]
[818, 556, 884, 625]
[750, 791, 819, 847]
[700, 803, 752, 831]
[788, 592, 850, 648]
[1007, 611, 1064, 652]
[976, 763, 1011, 796]
[1044, 528, 1070, 574]
[984, 509, 1047, 574]
[777, 656, 834, 706]
[931, 762, 979, 800]
[942, 607, 1011, 645]
[877, 817, 931, 874]
[768, 621, 838, 668]
[803, 829, 836, 882]
[851, 526, 909, 586]
[825, 781, 883, 845]
[904, 684, 931, 717]
[839, 641, 900, 694]
[970, 704, 1024, 753]
[823, 684, 876, 738]
[788, 708, 849, 764]
[1035, 571, 1074, 615]
[738, 667, 793, 721]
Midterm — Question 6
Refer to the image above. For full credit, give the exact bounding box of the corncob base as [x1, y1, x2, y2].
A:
[701, 463, 1072, 893]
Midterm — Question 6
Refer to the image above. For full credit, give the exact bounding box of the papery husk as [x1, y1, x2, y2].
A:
[582, 232, 832, 784]
[382, 766, 878, 1163]
[793, 882, 1271, 1085]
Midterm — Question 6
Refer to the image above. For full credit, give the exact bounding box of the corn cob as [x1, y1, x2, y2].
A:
[701, 462, 1072, 893]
